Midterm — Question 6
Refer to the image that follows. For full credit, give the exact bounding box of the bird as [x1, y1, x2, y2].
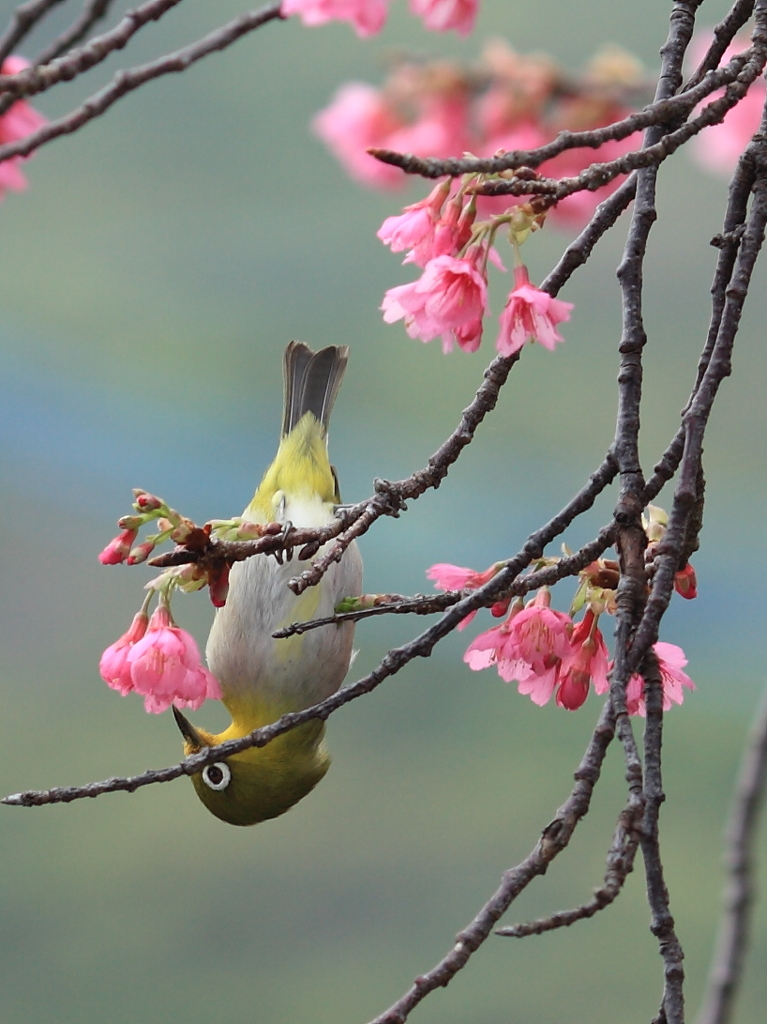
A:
[173, 341, 363, 826]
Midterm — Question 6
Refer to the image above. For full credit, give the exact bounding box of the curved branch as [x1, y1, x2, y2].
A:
[369, 50, 761, 180]
[0, 0, 67, 67]
[696, 684, 767, 1024]
[34, 0, 118, 65]
[496, 796, 641, 938]
[365, 701, 616, 1024]
[0, 2, 284, 169]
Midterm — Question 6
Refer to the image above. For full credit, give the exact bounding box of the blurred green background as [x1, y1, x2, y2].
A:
[0, 0, 765, 1021]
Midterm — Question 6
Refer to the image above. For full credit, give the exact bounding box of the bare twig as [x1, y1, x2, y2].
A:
[696, 684, 767, 1024]
[0, 0, 67, 67]
[684, 0, 755, 90]
[35, 0, 118, 65]
[496, 795, 642, 938]
[0, 0, 184, 100]
[365, 701, 617, 1024]
[0, 2, 284, 170]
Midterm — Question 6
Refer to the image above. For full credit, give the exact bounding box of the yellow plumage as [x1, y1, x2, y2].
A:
[173, 343, 362, 826]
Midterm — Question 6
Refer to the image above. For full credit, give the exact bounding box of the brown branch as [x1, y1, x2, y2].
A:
[370, 51, 757, 180]
[0, 0, 184, 101]
[696, 684, 767, 1024]
[684, 0, 755, 91]
[365, 701, 616, 1024]
[4, 453, 619, 809]
[273, 517, 619, 638]
[35, 0, 118, 65]
[0, 2, 284, 169]
[0, 0, 67, 67]
[496, 795, 641, 938]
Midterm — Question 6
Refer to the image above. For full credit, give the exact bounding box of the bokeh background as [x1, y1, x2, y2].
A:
[0, 0, 765, 1021]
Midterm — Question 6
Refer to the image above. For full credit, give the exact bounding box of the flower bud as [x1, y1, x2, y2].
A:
[674, 563, 697, 600]
[127, 540, 156, 565]
[133, 490, 164, 512]
[98, 528, 138, 565]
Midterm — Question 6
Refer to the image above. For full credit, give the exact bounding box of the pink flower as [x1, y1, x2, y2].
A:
[281, 0, 388, 37]
[99, 610, 149, 696]
[0, 56, 47, 197]
[98, 528, 138, 565]
[497, 265, 573, 356]
[556, 610, 609, 710]
[313, 83, 404, 188]
[427, 561, 498, 629]
[625, 641, 695, 717]
[409, 0, 478, 35]
[126, 606, 221, 714]
[464, 589, 574, 706]
[377, 180, 450, 260]
[382, 246, 488, 352]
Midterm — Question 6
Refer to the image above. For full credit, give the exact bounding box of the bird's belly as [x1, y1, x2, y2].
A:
[206, 540, 362, 717]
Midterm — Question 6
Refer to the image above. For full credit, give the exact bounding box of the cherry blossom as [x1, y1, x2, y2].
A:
[625, 642, 695, 717]
[99, 610, 149, 696]
[281, 0, 389, 37]
[381, 246, 488, 352]
[409, 0, 478, 36]
[0, 56, 47, 198]
[497, 265, 573, 356]
[125, 605, 221, 714]
[556, 610, 609, 710]
[313, 83, 404, 188]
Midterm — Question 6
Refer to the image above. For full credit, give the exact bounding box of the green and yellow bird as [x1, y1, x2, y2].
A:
[173, 342, 363, 826]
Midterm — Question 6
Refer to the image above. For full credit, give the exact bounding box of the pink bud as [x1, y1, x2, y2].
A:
[674, 563, 697, 600]
[98, 528, 138, 565]
[126, 540, 155, 565]
[133, 491, 163, 511]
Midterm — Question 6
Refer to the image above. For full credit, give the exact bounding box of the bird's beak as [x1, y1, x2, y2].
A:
[172, 706, 204, 750]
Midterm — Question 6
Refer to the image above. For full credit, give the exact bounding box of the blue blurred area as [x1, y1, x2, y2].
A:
[0, 0, 766, 1022]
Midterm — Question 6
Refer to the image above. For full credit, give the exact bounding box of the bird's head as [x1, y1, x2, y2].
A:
[173, 706, 331, 826]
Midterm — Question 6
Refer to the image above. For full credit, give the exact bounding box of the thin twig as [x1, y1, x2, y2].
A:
[496, 795, 642, 938]
[0, 0, 67, 67]
[696, 684, 767, 1024]
[364, 701, 616, 1024]
[35, 0, 117, 64]
[0, 2, 284, 170]
[0, 0, 184, 100]
[369, 52, 755, 179]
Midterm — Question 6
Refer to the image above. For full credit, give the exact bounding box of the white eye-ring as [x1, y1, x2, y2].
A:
[201, 762, 232, 791]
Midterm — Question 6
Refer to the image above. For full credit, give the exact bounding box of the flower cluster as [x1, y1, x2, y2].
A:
[100, 601, 221, 715]
[282, 0, 478, 38]
[314, 40, 646, 228]
[379, 183, 573, 355]
[0, 56, 46, 199]
[97, 490, 297, 714]
[429, 512, 697, 714]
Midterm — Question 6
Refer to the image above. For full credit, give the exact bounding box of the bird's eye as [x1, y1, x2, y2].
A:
[201, 762, 231, 791]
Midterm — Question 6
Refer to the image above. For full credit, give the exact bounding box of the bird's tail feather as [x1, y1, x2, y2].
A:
[282, 341, 349, 438]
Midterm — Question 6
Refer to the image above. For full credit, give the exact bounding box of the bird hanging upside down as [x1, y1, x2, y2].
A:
[173, 342, 363, 826]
